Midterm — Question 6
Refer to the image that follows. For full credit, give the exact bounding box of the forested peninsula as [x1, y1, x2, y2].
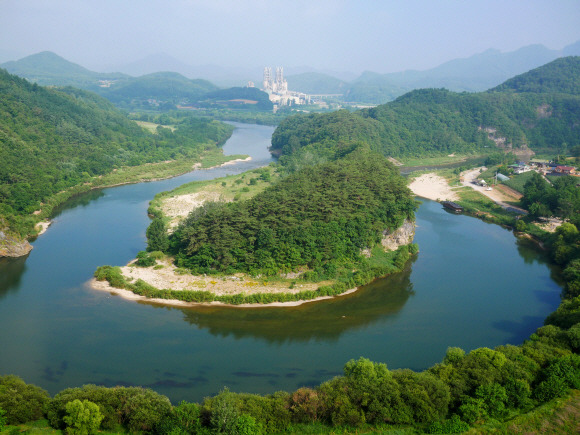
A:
[94, 149, 418, 306]
[0, 68, 235, 257]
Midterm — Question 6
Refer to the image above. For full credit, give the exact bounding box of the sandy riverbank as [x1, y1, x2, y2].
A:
[90, 259, 357, 308]
[34, 221, 51, 236]
[408, 173, 459, 201]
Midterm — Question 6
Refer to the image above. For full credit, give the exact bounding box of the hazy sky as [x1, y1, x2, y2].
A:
[1, 0, 580, 74]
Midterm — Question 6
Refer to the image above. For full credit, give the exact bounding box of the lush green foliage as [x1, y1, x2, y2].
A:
[520, 173, 580, 222]
[0, 375, 50, 424]
[0, 407, 5, 431]
[46, 384, 172, 432]
[491, 56, 580, 95]
[63, 399, 104, 435]
[0, 68, 233, 236]
[168, 152, 414, 276]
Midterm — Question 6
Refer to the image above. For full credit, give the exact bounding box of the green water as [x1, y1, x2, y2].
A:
[0, 123, 562, 403]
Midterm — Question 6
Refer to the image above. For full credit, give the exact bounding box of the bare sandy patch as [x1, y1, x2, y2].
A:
[409, 173, 459, 201]
[35, 221, 51, 236]
[162, 191, 226, 228]
[215, 156, 252, 167]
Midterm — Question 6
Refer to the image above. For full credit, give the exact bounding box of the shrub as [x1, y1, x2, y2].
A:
[47, 385, 121, 430]
[0, 375, 50, 424]
[63, 399, 104, 435]
[121, 388, 172, 433]
[146, 218, 169, 252]
[135, 250, 156, 267]
[0, 407, 6, 431]
[533, 354, 580, 402]
[427, 414, 470, 434]
[157, 401, 203, 434]
[475, 383, 508, 418]
[209, 389, 240, 434]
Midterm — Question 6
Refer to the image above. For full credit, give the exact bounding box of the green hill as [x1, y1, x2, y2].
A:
[272, 57, 580, 165]
[100, 71, 219, 108]
[490, 56, 580, 95]
[0, 51, 127, 91]
[198, 86, 273, 111]
[0, 68, 232, 238]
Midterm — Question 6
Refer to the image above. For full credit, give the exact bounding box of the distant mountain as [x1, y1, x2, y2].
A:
[1, 52, 224, 110]
[344, 41, 580, 104]
[111, 53, 198, 77]
[100, 71, 219, 108]
[1, 51, 128, 91]
[286, 72, 349, 95]
[109, 52, 258, 85]
[490, 56, 580, 95]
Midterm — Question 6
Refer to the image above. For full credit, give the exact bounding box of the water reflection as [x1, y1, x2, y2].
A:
[177, 261, 415, 343]
[0, 256, 28, 299]
[50, 190, 106, 218]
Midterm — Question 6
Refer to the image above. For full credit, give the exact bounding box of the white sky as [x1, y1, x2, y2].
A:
[1, 0, 579, 74]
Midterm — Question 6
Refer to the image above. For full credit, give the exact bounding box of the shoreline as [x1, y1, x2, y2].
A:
[89, 276, 358, 308]
[91, 156, 252, 191]
[28, 155, 253, 242]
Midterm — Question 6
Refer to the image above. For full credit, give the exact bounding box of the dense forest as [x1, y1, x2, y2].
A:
[167, 151, 414, 279]
[0, 68, 233, 237]
[271, 57, 580, 167]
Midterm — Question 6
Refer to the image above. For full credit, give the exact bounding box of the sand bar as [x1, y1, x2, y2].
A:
[90, 259, 357, 308]
[409, 173, 459, 201]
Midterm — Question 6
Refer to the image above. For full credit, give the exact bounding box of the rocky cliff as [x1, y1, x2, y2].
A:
[381, 219, 416, 251]
[0, 229, 33, 257]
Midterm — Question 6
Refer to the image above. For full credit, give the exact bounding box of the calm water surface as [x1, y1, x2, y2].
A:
[0, 123, 562, 403]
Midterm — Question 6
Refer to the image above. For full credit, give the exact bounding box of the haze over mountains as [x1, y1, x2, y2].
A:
[2, 40, 580, 106]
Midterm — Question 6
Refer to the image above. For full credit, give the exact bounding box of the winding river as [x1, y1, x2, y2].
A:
[0, 123, 563, 403]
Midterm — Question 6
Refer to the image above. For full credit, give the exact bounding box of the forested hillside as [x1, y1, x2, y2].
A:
[271, 57, 580, 165]
[491, 56, 580, 95]
[168, 151, 415, 277]
[0, 68, 233, 237]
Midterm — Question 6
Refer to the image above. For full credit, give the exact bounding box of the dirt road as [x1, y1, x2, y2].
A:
[460, 167, 527, 214]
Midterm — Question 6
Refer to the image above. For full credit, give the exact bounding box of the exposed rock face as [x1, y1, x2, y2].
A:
[381, 219, 416, 251]
[361, 219, 416, 258]
[0, 230, 33, 257]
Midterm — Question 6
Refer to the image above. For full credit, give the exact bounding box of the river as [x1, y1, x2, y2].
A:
[0, 122, 562, 403]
